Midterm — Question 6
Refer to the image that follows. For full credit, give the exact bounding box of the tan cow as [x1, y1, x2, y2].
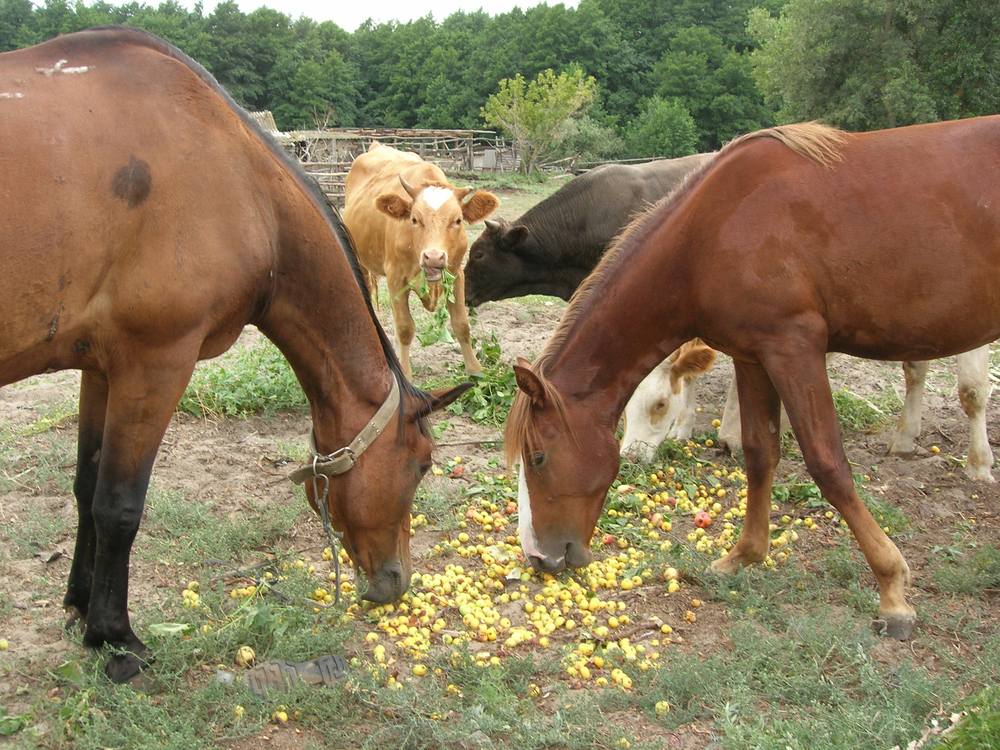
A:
[343, 142, 499, 380]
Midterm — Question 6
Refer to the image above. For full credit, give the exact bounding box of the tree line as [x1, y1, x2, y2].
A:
[1, 0, 998, 165]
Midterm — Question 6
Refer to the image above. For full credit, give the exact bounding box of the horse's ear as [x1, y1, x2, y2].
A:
[416, 382, 473, 418]
[513, 357, 547, 408]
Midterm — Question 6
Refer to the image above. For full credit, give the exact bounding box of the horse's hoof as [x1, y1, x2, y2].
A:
[106, 651, 152, 684]
[64, 607, 87, 632]
[872, 615, 916, 641]
[244, 654, 349, 699]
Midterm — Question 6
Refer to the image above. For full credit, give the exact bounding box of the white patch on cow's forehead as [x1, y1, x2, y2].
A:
[422, 186, 453, 210]
[35, 59, 89, 76]
[517, 463, 544, 560]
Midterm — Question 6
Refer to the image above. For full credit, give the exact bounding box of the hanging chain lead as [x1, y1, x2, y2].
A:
[308, 472, 344, 604]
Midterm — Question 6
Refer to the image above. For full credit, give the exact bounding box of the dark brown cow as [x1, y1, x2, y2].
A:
[464, 153, 712, 306]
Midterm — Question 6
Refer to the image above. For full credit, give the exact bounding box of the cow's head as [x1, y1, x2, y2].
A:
[620, 340, 717, 461]
[376, 176, 499, 311]
[464, 217, 532, 307]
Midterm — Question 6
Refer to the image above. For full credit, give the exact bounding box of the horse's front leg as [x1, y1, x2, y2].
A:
[711, 361, 782, 573]
[771, 352, 916, 640]
[84, 357, 195, 682]
[64, 371, 110, 631]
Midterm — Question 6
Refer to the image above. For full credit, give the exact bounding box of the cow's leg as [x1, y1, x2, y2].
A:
[447, 270, 482, 375]
[711, 361, 781, 573]
[85, 353, 196, 682]
[957, 345, 994, 481]
[887, 360, 929, 458]
[717, 375, 742, 450]
[64, 371, 109, 631]
[386, 273, 417, 380]
[769, 348, 915, 640]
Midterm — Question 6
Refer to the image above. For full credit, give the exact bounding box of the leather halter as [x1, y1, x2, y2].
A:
[287, 376, 401, 485]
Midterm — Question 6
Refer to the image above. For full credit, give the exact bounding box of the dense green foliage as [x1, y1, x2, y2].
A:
[0, 0, 782, 153]
[2, 0, 997, 161]
[749, 0, 1000, 130]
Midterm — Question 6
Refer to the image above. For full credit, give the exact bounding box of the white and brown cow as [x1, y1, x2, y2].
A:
[343, 142, 499, 380]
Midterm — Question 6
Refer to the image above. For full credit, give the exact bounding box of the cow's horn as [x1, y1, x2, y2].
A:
[398, 174, 419, 198]
[485, 220, 500, 233]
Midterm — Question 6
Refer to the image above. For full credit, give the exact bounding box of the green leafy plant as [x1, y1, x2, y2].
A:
[447, 333, 518, 427]
[402, 269, 458, 346]
[178, 341, 306, 417]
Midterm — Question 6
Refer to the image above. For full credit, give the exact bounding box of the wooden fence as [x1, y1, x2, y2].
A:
[253, 120, 519, 210]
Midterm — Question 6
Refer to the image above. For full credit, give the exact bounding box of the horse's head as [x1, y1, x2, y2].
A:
[303, 382, 470, 603]
[506, 359, 621, 573]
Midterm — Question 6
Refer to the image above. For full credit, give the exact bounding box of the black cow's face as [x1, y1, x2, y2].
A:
[464, 218, 531, 307]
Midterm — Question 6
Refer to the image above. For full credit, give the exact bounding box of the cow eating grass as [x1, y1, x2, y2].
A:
[343, 143, 499, 380]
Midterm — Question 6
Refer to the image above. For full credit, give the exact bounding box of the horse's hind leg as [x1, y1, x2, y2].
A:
[772, 352, 916, 640]
[84, 358, 195, 683]
[887, 360, 929, 458]
[711, 361, 782, 573]
[64, 371, 109, 631]
[957, 345, 993, 481]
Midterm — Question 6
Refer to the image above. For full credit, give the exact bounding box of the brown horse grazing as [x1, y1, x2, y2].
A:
[0, 28, 469, 683]
[506, 116, 1000, 642]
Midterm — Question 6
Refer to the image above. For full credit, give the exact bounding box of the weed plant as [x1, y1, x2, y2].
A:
[178, 340, 306, 418]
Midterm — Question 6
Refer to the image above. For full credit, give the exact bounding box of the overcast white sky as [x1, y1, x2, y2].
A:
[225, 0, 575, 33]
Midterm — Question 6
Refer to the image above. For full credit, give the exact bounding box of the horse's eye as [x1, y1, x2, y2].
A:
[526, 452, 545, 469]
[411, 217, 418, 224]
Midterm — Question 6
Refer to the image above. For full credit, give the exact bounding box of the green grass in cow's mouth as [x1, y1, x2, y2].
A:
[400, 269, 458, 346]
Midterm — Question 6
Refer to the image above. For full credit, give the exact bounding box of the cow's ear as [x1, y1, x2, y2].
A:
[462, 190, 501, 224]
[375, 193, 412, 221]
[503, 225, 530, 250]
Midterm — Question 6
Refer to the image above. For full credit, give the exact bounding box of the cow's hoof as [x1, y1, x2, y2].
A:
[872, 614, 916, 641]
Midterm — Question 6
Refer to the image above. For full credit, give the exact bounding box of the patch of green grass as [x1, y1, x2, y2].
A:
[138, 484, 305, 566]
[931, 541, 1000, 595]
[832, 386, 900, 432]
[178, 340, 306, 418]
[934, 685, 1000, 749]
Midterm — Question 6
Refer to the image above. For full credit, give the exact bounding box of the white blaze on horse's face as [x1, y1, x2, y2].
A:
[517, 463, 542, 560]
[517, 461, 565, 566]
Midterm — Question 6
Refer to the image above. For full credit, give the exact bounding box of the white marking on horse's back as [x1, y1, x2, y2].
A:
[422, 186, 452, 211]
[35, 59, 88, 76]
[0, 92, 24, 99]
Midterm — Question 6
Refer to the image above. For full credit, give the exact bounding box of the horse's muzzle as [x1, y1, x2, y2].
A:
[361, 558, 410, 603]
[527, 541, 594, 573]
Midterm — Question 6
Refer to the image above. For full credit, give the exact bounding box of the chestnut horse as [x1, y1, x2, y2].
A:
[0, 28, 468, 682]
[507, 116, 1000, 641]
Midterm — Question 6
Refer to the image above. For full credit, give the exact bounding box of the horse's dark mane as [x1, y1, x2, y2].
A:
[81, 26, 433, 428]
[505, 121, 850, 466]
